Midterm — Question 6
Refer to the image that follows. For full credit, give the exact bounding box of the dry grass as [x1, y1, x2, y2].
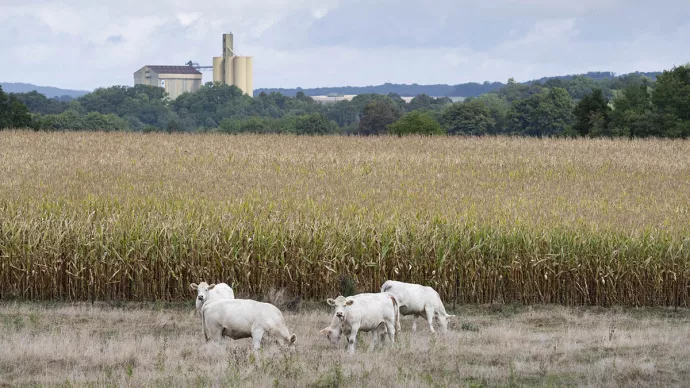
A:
[1, 131, 690, 304]
[0, 302, 689, 387]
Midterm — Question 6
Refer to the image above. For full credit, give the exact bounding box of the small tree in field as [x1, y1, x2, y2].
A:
[388, 110, 443, 136]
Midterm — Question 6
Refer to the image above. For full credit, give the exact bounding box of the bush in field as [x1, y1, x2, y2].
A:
[291, 113, 337, 135]
[388, 110, 443, 136]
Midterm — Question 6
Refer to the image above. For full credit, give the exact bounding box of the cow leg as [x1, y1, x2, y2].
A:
[380, 324, 389, 345]
[437, 313, 449, 333]
[369, 329, 379, 351]
[425, 306, 436, 333]
[412, 316, 418, 332]
[251, 327, 265, 353]
[204, 320, 221, 342]
[346, 323, 360, 355]
[385, 319, 396, 345]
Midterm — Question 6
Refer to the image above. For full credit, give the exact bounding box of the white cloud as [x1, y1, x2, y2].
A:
[0, 0, 688, 91]
[176, 12, 202, 27]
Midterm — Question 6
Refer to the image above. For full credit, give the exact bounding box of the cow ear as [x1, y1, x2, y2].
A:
[345, 300, 354, 306]
[326, 299, 336, 306]
[208, 284, 216, 290]
[190, 283, 198, 290]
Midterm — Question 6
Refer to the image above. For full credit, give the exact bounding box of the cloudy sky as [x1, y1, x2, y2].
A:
[1, 0, 689, 91]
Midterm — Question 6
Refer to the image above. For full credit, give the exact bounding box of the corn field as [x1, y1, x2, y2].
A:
[1, 131, 689, 306]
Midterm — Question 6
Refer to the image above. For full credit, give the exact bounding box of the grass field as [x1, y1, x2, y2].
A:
[1, 132, 690, 305]
[1, 302, 688, 387]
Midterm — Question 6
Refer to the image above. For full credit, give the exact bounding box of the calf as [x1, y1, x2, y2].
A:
[380, 280, 454, 333]
[201, 299, 296, 352]
[320, 293, 400, 354]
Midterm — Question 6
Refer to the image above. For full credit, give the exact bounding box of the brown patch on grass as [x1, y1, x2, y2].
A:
[0, 303, 689, 387]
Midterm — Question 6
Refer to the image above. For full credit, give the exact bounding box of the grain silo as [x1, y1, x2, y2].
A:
[212, 33, 253, 97]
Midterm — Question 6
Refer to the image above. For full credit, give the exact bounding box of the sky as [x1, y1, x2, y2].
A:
[1, 0, 689, 91]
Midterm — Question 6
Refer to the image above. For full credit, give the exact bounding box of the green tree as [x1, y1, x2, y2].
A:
[508, 87, 574, 137]
[324, 100, 358, 127]
[11, 90, 70, 115]
[0, 86, 32, 129]
[407, 94, 453, 112]
[358, 100, 401, 135]
[610, 84, 658, 138]
[388, 110, 443, 136]
[470, 94, 511, 133]
[407, 94, 433, 111]
[496, 78, 545, 103]
[651, 65, 690, 138]
[172, 83, 253, 130]
[441, 100, 496, 135]
[81, 112, 130, 131]
[564, 75, 606, 100]
[35, 109, 84, 130]
[292, 113, 336, 135]
[573, 89, 611, 137]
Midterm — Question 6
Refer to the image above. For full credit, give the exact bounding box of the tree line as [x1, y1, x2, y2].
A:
[1, 65, 688, 138]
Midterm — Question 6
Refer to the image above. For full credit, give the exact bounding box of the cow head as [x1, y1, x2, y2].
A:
[321, 296, 354, 345]
[320, 325, 341, 345]
[190, 282, 216, 305]
[326, 295, 354, 321]
[319, 313, 346, 345]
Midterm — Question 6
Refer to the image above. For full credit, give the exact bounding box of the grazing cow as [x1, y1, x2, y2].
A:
[380, 280, 454, 333]
[201, 299, 296, 352]
[190, 282, 235, 314]
[320, 293, 400, 354]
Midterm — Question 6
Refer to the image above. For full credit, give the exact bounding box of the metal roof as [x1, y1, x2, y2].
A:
[145, 66, 202, 75]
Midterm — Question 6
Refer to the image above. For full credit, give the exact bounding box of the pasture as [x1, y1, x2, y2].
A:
[1, 132, 689, 304]
[1, 302, 689, 387]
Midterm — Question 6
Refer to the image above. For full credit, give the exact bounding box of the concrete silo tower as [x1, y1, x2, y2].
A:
[212, 33, 253, 97]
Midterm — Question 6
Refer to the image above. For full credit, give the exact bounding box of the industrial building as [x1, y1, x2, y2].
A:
[133, 33, 252, 98]
[133, 65, 202, 99]
[212, 33, 253, 97]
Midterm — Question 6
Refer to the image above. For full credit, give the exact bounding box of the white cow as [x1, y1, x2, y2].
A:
[380, 280, 454, 333]
[190, 282, 235, 336]
[190, 282, 235, 314]
[319, 293, 400, 354]
[201, 299, 296, 352]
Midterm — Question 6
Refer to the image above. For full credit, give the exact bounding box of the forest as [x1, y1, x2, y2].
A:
[1, 66, 688, 138]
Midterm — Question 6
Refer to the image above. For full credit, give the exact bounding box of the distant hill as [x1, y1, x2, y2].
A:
[4, 70, 663, 101]
[0, 82, 90, 99]
[256, 82, 504, 98]
[256, 71, 662, 98]
[526, 71, 661, 85]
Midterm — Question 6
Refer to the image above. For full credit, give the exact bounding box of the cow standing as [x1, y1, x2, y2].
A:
[380, 280, 454, 333]
[320, 293, 400, 354]
[201, 298, 296, 353]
